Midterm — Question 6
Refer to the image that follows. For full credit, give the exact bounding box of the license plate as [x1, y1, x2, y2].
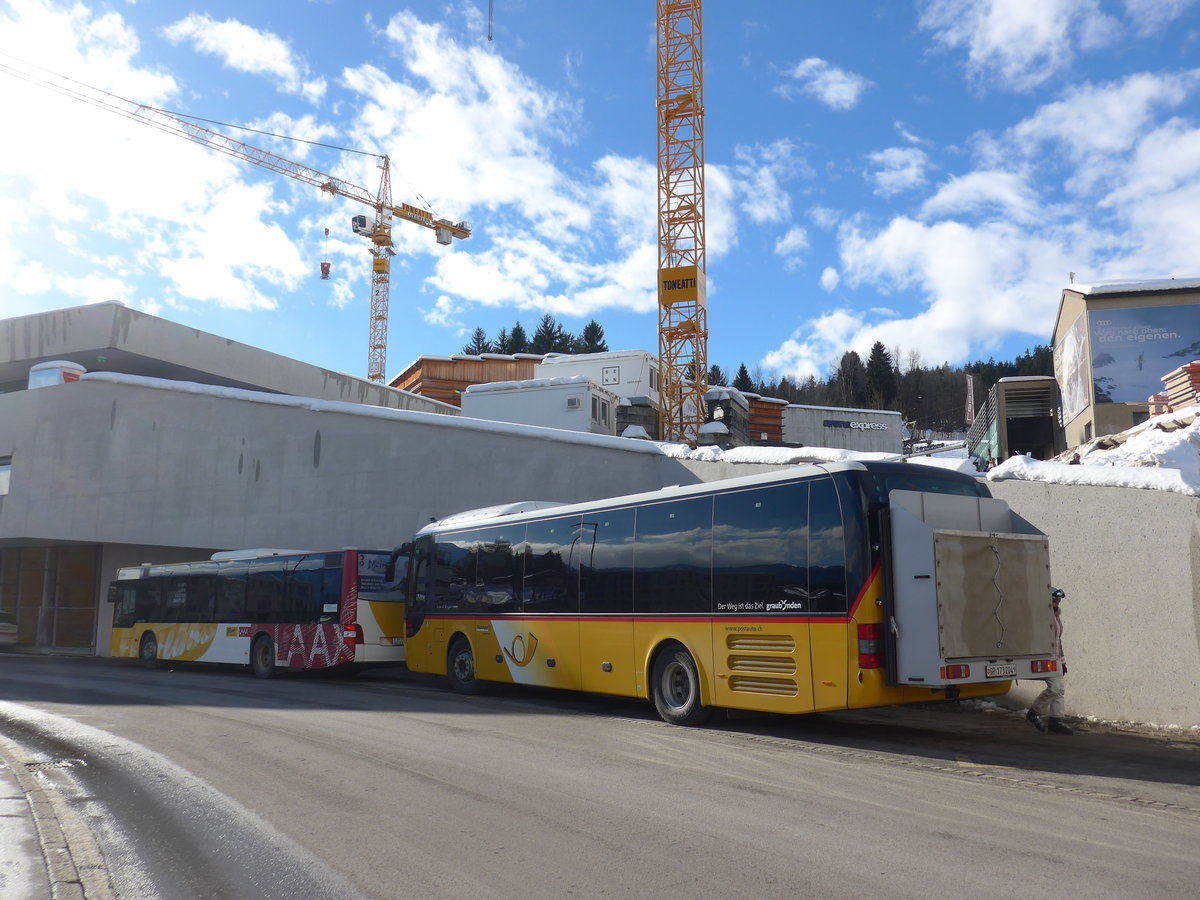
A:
[986, 664, 1017, 678]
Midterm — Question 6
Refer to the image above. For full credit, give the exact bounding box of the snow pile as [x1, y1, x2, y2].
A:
[653, 442, 899, 465]
[988, 405, 1200, 497]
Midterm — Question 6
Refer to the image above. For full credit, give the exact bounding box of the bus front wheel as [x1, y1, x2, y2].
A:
[446, 636, 480, 694]
[139, 633, 159, 669]
[250, 635, 276, 679]
[651, 645, 712, 726]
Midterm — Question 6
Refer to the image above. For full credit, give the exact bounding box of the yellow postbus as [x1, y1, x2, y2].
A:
[398, 461, 1057, 725]
[109, 549, 406, 676]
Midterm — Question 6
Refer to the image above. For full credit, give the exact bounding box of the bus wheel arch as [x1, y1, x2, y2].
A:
[446, 634, 481, 694]
[250, 633, 276, 679]
[139, 632, 159, 669]
[649, 641, 712, 726]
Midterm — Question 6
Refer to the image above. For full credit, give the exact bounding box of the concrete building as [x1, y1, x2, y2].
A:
[1052, 278, 1200, 448]
[0, 305, 770, 657]
[781, 404, 904, 454]
[966, 376, 1064, 468]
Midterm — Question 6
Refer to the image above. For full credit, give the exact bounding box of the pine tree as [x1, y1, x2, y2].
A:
[732, 363, 755, 392]
[708, 364, 729, 386]
[530, 314, 574, 354]
[507, 322, 530, 354]
[461, 327, 492, 355]
[832, 351, 868, 408]
[575, 320, 609, 353]
[865, 341, 898, 408]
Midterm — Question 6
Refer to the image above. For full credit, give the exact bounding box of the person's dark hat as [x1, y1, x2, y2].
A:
[1051, 588, 1065, 601]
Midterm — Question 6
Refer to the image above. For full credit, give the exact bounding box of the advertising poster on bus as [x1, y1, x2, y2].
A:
[1088, 306, 1200, 403]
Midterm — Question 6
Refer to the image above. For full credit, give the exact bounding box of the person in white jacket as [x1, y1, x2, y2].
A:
[1026, 588, 1072, 735]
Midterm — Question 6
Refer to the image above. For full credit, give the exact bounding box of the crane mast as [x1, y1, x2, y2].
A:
[656, 0, 708, 443]
[5, 64, 470, 383]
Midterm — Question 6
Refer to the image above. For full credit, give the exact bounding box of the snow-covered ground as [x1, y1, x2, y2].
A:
[987, 405, 1200, 497]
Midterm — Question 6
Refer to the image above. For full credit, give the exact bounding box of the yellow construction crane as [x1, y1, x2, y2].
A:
[2, 62, 470, 383]
[656, 0, 708, 442]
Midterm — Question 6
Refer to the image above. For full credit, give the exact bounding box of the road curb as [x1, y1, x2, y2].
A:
[0, 733, 115, 900]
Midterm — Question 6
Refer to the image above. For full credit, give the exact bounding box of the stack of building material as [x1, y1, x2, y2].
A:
[1160, 361, 1200, 412]
[1148, 393, 1171, 416]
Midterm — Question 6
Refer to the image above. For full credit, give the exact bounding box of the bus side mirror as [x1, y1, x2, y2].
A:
[106, 585, 117, 603]
[385, 543, 413, 583]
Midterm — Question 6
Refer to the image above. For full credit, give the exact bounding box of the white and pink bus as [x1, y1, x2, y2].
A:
[108, 549, 405, 676]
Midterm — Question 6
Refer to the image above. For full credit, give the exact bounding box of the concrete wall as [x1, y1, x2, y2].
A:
[990, 480, 1200, 727]
[0, 378, 711, 556]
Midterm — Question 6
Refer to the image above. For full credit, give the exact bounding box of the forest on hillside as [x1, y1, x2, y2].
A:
[459, 316, 1053, 433]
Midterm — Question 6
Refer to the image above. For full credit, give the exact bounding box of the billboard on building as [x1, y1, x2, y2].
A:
[1088, 306, 1200, 403]
[1054, 313, 1090, 423]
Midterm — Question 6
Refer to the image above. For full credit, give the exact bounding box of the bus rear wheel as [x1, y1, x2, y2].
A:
[651, 645, 711, 726]
[446, 636, 480, 694]
[250, 635, 276, 679]
[139, 633, 159, 669]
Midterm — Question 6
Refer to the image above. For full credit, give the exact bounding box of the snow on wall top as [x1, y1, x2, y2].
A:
[1071, 277, 1200, 296]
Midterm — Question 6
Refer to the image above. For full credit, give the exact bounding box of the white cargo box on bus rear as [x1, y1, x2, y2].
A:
[887, 489, 1057, 687]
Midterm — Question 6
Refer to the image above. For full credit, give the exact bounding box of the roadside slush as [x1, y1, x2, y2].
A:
[0, 731, 114, 900]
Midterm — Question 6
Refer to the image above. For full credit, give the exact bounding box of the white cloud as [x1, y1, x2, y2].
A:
[729, 140, 805, 224]
[919, 0, 1120, 92]
[894, 121, 928, 146]
[777, 58, 871, 110]
[820, 267, 840, 291]
[163, 15, 326, 101]
[774, 227, 809, 269]
[1006, 71, 1198, 161]
[866, 147, 930, 196]
[920, 170, 1039, 223]
[0, 3, 309, 314]
[1123, 0, 1198, 35]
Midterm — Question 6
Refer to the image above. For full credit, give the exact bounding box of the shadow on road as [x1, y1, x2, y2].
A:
[3, 652, 1197, 792]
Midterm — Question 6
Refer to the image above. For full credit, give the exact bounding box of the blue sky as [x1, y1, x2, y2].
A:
[1, 0, 1198, 384]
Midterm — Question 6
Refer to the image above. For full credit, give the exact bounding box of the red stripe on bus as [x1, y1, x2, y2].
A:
[847, 561, 881, 618]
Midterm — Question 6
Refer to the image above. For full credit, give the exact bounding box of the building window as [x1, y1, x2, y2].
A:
[591, 398, 610, 426]
[0, 458, 10, 496]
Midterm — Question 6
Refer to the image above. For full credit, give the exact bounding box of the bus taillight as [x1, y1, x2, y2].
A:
[343, 624, 364, 645]
[857, 623, 882, 669]
[940, 664, 971, 679]
[1030, 659, 1057, 674]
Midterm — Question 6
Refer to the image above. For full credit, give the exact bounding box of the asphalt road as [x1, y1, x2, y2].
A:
[1, 654, 1198, 899]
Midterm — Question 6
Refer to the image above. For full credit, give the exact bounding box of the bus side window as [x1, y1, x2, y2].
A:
[435, 533, 476, 613]
[217, 566, 247, 621]
[578, 508, 634, 614]
[521, 517, 579, 614]
[475, 526, 521, 613]
[320, 559, 342, 624]
[713, 482, 808, 615]
[634, 497, 713, 615]
[409, 538, 432, 611]
[247, 564, 285, 623]
[137, 580, 163, 624]
[112, 586, 138, 628]
[808, 478, 848, 613]
[189, 575, 217, 623]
